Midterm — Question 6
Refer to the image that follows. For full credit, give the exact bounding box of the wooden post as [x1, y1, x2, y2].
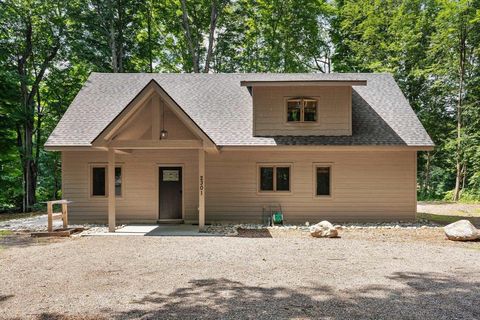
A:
[198, 149, 205, 229]
[62, 202, 68, 229]
[151, 95, 160, 139]
[47, 202, 53, 232]
[108, 148, 116, 232]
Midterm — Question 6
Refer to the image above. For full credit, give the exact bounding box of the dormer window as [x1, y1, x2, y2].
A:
[286, 98, 317, 122]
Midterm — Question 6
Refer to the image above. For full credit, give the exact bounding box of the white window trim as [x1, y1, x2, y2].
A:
[256, 163, 293, 195]
[88, 163, 124, 200]
[312, 162, 333, 200]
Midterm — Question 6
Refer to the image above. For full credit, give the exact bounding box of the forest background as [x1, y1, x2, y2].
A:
[0, 0, 479, 212]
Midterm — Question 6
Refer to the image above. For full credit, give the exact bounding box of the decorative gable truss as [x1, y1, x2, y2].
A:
[91, 80, 218, 153]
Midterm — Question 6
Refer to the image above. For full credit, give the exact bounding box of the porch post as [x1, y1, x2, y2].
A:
[108, 148, 116, 232]
[198, 149, 205, 229]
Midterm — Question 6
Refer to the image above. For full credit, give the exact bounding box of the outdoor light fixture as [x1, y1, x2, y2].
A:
[160, 102, 168, 139]
[160, 129, 168, 139]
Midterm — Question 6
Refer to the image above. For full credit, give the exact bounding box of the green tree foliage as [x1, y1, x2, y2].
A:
[424, 0, 480, 200]
[331, 0, 480, 201]
[0, 0, 70, 211]
[214, 0, 333, 72]
[0, 0, 479, 212]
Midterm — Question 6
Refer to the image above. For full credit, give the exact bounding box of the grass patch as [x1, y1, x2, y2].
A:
[418, 200, 455, 205]
[453, 210, 480, 217]
[0, 230, 13, 236]
[417, 212, 480, 226]
[417, 212, 460, 224]
[0, 230, 11, 253]
[0, 211, 44, 223]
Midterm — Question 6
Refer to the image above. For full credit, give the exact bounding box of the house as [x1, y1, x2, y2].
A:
[45, 73, 434, 231]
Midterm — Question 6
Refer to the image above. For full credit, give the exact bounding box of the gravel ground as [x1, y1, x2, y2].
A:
[417, 201, 480, 217]
[0, 214, 108, 234]
[0, 228, 479, 320]
[0, 214, 63, 231]
[1, 200, 478, 232]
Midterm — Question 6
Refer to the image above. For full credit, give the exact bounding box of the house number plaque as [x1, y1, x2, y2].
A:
[199, 175, 204, 196]
[163, 170, 179, 181]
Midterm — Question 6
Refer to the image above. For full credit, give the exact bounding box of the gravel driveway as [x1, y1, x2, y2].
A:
[417, 201, 480, 217]
[0, 214, 63, 231]
[1, 229, 479, 320]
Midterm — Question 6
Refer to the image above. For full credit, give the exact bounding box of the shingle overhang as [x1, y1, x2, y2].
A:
[240, 80, 367, 87]
[45, 73, 434, 149]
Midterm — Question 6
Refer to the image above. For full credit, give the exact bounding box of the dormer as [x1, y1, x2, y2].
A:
[241, 80, 367, 136]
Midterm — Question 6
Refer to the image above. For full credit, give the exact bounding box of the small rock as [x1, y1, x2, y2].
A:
[444, 220, 480, 241]
[310, 221, 339, 238]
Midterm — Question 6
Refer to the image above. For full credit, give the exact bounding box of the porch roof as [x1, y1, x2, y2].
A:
[45, 73, 434, 148]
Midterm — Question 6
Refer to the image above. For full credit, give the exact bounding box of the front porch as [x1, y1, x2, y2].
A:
[105, 148, 208, 232]
[87, 80, 217, 232]
[86, 224, 218, 236]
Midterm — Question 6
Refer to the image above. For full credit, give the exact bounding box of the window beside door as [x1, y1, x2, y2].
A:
[91, 165, 123, 197]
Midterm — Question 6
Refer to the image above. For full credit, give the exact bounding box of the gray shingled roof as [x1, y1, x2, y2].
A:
[45, 73, 434, 147]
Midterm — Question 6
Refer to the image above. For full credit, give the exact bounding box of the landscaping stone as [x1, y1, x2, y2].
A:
[310, 221, 339, 238]
[202, 221, 442, 236]
[444, 220, 480, 241]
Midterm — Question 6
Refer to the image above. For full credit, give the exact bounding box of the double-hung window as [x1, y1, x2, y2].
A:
[259, 165, 291, 193]
[286, 98, 317, 122]
[91, 166, 122, 197]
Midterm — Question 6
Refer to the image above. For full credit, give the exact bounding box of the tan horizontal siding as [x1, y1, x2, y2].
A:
[62, 149, 416, 224]
[205, 150, 416, 223]
[253, 86, 352, 136]
[62, 150, 199, 224]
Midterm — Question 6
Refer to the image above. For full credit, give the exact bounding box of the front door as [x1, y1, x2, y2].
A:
[159, 167, 183, 220]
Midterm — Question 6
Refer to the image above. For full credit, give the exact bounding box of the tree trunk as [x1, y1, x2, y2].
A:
[461, 163, 467, 191]
[110, 20, 118, 72]
[23, 114, 37, 211]
[17, 17, 34, 212]
[204, 0, 218, 73]
[53, 154, 60, 200]
[117, 0, 124, 73]
[452, 21, 467, 202]
[146, 0, 153, 72]
[180, 0, 199, 73]
[423, 151, 431, 196]
[16, 15, 60, 211]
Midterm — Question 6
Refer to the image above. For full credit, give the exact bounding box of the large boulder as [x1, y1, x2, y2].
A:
[310, 221, 339, 238]
[444, 220, 480, 241]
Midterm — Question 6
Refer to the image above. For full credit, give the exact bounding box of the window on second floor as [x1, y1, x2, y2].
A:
[286, 98, 317, 123]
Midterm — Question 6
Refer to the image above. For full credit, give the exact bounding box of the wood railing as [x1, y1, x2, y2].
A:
[47, 200, 70, 232]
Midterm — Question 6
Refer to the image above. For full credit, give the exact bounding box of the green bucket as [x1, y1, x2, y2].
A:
[273, 212, 283, 224]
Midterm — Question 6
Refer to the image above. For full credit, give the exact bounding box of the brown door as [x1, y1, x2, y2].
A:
[159, 167, 183, 220]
